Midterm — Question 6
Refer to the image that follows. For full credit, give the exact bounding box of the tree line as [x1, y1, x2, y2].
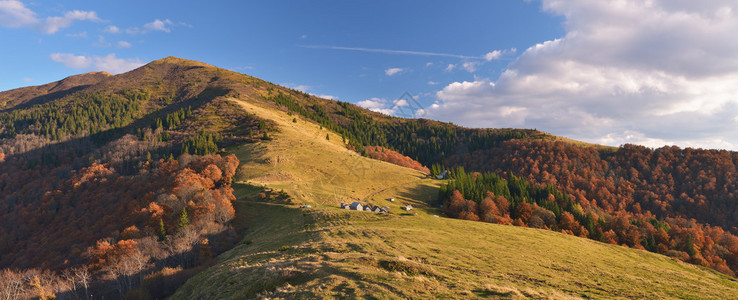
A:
[442, 141, 738, 277]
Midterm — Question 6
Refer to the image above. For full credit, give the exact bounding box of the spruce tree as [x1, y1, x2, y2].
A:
[178, 208, 190, 228]
[157, 219, 167, 241]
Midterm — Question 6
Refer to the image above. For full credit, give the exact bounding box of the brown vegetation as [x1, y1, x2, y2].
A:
[366, 145, 429, 173]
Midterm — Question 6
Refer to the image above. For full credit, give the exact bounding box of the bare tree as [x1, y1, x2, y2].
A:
[105, 248, 150, 296]
[62, 266, 92, 300]
[0, 269, 25, 300]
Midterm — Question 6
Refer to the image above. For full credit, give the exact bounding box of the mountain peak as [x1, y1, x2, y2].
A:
[147, 56, 214, 68]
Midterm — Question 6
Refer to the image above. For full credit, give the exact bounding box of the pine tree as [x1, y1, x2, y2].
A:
[157, 218, 167, 241]
[178, 208, 190, 228]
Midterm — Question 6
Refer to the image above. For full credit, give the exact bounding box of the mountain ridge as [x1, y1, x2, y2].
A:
[1, 57, 737, 299]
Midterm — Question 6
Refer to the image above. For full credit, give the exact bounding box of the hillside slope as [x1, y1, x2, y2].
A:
[172, 96, 738, 299]
[0, 71, 111, 111]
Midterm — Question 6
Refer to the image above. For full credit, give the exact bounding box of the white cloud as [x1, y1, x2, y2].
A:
[143, 18, 172, 33]
[293, 85, 310, 92]
[444, 64, 455, 72]
[103, 25, 120, 33]
[0, 0, 38, 28]
[42, 10, 100, 34]
[93, 54, 143, 74]
[126, 18, 183, 35]
[428, 81, 439, 85]
[462, 62, 478, 72]
[50, 53, 143, 74]
[93, 34, 111, 47]
[22, 77, 32, 83]
[393, 99, 409, 107]
[357, 97, 386, 110]
[282, 83, 310, 92]
[357, 95, 426, 117]
[50, 53, 92, 68]
[117, 41, 131, 48]
[384, 67, 403, 76]
[484, 50, 502, 61]
[357, 97, 395, 115]
[313, 94, 335, 100]
[0, 1, 99, 34]
[429, 0, 738, 150]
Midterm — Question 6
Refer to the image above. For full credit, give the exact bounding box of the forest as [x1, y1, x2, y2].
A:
[439, 141, 738, 277]
[0, 153, 241, 299]
[0, 60, 279, 298]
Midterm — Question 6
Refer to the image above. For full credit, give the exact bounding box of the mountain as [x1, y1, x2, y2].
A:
[1, 57, 737, 299]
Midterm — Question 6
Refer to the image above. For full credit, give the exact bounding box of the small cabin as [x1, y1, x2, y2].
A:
[402, 205, 413, 211]
[349, 202, 363, 211]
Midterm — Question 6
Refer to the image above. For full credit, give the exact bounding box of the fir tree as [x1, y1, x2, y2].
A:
[157, 219, 167, 241]
[178, 208, 189, 228]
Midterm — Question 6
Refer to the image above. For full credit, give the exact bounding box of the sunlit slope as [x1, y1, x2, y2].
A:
[172, 98, 738, 299]
[227, 97, 427, 207]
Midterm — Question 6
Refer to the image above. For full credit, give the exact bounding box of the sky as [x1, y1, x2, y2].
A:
[1, 0, 737, 150]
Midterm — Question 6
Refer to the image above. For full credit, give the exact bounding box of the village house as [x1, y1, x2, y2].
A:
[339, 202, 390, 213]
[349, 202, 363, 211]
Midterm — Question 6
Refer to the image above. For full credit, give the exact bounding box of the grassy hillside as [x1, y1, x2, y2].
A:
[172, 97, 738, 299]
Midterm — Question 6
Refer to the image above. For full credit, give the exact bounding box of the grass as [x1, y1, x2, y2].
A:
[171, 98, 738, 299]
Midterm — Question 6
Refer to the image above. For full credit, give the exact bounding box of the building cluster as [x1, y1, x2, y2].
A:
[340, 202, 390, 213]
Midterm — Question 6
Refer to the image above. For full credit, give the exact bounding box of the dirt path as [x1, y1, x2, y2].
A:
[360, 177, 427, 203]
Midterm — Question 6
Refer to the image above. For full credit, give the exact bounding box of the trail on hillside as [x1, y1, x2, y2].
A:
[360, 177, 427, 204]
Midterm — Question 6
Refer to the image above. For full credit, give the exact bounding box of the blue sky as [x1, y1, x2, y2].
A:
[2, 1, 738, 150]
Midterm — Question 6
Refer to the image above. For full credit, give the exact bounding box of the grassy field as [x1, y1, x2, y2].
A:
[172, 98, 738, 299]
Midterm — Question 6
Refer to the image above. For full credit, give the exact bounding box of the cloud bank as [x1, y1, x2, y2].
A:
[428, 0, 738, 150]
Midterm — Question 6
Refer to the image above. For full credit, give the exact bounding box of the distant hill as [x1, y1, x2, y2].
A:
[0, 57, 736, 299]
[0, 71, 111, 111]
